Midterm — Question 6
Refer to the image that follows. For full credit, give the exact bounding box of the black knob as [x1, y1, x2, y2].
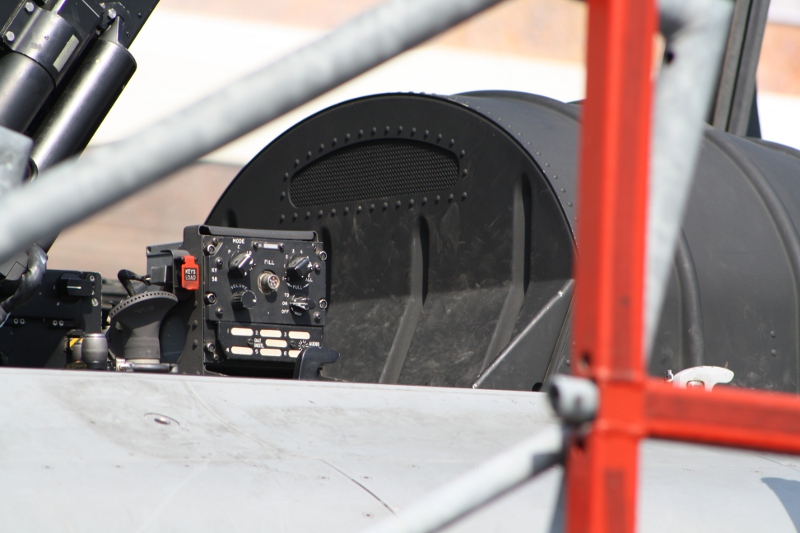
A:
[229, 251, 254, 277]
[286, 255, 313, 287]
[232, 289, 257, 310]
[289, 295, 315, 316]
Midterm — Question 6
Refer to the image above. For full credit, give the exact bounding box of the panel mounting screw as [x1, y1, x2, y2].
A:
[24, 2, 34, 13]
[4, 31, 15, 42]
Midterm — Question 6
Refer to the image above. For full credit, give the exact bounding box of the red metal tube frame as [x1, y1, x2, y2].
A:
[568, 1, 800, 532]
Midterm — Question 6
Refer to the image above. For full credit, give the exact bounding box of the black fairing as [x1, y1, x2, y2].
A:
[208, 93, 575, 389]
[209, 91, 800, 393]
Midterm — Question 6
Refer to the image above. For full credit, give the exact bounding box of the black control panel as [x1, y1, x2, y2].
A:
[0, 270, 102, 368]
[147, 225, 328, 376]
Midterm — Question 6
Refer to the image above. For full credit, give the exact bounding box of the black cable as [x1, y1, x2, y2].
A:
[117, 269, 150, 297]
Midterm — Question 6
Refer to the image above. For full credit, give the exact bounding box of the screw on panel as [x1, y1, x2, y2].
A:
[204, 342, 216, 353]
[314, 312, 322, 322]
[205, 244, 216, 255]
[215, 307, 224, 318]
[107, 8, 117, 19]
[317, 251, 328, 261]
[24, 2, 34, 13]
[4, 32, 15, 43]
[319, 299, 328, 309]
[204, 293, 217, 305]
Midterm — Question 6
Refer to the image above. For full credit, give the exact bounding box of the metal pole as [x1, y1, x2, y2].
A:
[0, 0, 504, 262]
[361, 425, 566, 533]
[645, 0, 734, 358]
[566, 0, 655, 530]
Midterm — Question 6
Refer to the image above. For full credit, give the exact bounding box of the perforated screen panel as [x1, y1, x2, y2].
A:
[289, 140, 459, 207]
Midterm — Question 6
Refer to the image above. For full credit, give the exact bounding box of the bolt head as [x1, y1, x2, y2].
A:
[4, 31, 15, 42]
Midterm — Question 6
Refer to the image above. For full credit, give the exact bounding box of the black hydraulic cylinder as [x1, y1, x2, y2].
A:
[0, 52, 54, 131]
[30, 35, 136, 174]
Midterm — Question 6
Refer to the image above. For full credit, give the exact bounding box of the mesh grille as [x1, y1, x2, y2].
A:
[289, 140, 459, 207]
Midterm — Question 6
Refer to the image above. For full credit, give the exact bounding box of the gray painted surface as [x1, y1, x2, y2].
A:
[1, 368, 799, 532]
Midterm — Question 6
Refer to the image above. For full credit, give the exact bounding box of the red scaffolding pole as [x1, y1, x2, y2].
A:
[568, 1, 800, 532]
[567, 0, 655, 530]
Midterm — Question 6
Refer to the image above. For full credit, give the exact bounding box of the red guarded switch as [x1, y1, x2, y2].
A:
[180, 255, 200, 291]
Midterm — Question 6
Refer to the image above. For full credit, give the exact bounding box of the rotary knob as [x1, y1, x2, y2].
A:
[286, 255, 313, 287]
[289, 295, 315, 316]
[231, 289, 257, 310]
[229, 251, 254, 277]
